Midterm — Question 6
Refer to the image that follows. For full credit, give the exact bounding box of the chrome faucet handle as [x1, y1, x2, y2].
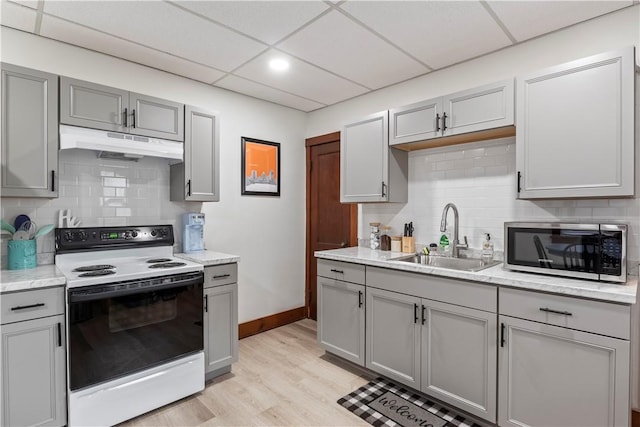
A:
[457, 235, 469, 248]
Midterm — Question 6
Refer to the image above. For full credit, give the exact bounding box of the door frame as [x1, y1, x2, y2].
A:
[305, 131, 357, 319]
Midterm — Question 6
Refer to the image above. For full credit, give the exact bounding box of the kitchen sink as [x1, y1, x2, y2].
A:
[393, 254, 501, 272]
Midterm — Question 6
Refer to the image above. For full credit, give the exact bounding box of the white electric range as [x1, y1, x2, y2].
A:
[55, 225, 205, 426]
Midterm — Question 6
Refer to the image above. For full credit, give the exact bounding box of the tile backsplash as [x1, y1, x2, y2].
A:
[362, 137, 640, 275]
[1, 149, 196, 266]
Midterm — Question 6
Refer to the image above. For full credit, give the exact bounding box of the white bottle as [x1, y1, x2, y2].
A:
[482, 233, 494, 262]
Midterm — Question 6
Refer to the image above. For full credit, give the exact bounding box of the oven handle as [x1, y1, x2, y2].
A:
[68, 272, 204, 303]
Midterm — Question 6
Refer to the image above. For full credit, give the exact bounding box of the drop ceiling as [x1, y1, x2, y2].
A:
[1, 0, 636, 112]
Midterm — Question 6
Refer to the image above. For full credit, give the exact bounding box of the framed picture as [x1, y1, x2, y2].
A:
[241, 137, 281, 196]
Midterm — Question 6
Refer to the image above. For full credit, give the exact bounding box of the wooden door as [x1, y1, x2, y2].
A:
[306, 132, 356, 320]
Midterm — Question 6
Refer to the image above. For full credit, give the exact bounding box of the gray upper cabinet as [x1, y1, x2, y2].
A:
[389, 79, 514, 146]
[341, 111, 408, 203]
[1, 63, 58, 198]
[129, 93, 184, 141]
[516, 47, 635, 199]
[60, 76, 184, 141]
[170, 106, 220, 202]
[60, 77, 128, 132]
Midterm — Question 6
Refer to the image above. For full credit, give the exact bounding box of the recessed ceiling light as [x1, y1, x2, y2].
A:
[269, 59, 290, 71]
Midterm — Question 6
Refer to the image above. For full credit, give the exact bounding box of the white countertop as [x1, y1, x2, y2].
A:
[174, 250, 240, 266]
[315, 247, 637, 304]
[0, 265, 66, 293]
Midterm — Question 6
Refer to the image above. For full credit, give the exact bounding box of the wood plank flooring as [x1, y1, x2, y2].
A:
[120, 319, 372, 426]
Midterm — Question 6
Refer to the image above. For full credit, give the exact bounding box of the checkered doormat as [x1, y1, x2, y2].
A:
[338, 377, 483, 427]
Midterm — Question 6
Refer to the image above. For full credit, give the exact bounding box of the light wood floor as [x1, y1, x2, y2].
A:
[120, 319, 372, 426]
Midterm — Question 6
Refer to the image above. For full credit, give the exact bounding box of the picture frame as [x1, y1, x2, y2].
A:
[241, 137, 281, 196]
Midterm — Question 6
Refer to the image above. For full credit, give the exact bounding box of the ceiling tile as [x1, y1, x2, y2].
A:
[487, 1, 634, 42]
[233, 49, 368, 105]
[277, 10, 428, 90]
[7, 0, 38, 9]
[1, 1, 37, 32]
[39, 15, 225, 84]
[42, 1, 267, 71]
[215, 75, 325, 112]
[341, 0, 513, 69]
[176, 1, 330, 45]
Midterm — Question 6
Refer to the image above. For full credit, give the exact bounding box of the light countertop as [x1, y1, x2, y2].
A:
[315, 247, 637, 304]
[175, 250, 240, 266]
[1, 265, 66, 294]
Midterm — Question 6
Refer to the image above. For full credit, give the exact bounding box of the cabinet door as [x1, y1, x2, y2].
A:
[1, 314, 66, 427]
[389, 97, 441, 145]
[366, 287, 421, 389]
[129, 93, 184, 141]
[60, 76, 128, 132]
[171, 106, 219, 202]
[498, 316, 629, 427]
[317, 278, 365, 366]
[421, 300, 496, 422]
[442, 79, 514, 136]
[203, 283, 238, 374]
[1, 64, 58, 197]
[341, 111, 389, 203]
[516, 47, 635, 198]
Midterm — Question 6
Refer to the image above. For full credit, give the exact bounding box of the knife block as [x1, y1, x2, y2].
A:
[401, 237, 415, 253]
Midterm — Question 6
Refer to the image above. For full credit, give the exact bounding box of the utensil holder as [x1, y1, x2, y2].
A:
[401, 237, 415, 253]
[8, 239, 37, 270]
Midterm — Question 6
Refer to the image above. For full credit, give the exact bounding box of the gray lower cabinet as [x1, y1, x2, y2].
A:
[366, 266, 498, 422]
[366, 285, 497, 422]
[341, 111, 408, 203]
[1, 63, 58, 198]
[317, 277, 365, 366]
[170, 106, 219, 202]
[498, 287, 631, 427]
[203, 264, 238, 380]
[60, 76, 184, 141]
[366, 286, 421, 388]
[1, 287, 66, 427]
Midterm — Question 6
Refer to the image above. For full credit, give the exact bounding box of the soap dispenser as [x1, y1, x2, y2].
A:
[482, 233, 494, 262]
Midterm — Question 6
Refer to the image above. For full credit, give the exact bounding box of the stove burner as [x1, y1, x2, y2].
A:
[146, 258, 173, 263]
[73, 264, 116, 272]
[78, 270, 116, 277]
[148, 262, 187, 269]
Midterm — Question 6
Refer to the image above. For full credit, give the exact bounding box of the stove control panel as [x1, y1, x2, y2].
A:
[56, 225, 174, 253]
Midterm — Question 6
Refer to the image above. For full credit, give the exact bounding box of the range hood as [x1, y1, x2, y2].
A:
[59, 125, 183, 161]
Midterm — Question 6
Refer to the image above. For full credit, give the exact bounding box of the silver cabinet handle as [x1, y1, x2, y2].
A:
[213, 274, 231, 279]
[330, 269, 344, 274]
[539, 307, 572, 316]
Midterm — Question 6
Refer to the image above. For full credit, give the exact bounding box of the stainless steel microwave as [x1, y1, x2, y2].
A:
[504, 222, 627, 283]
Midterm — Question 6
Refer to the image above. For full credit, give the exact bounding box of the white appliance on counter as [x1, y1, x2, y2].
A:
[183, 213, 205, 254]
[55, 225, 204, 426]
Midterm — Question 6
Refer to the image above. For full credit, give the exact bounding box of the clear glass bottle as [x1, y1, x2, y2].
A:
[369, 222, 381, 250]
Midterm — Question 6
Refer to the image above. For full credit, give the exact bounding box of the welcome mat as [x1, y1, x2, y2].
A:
[338, 377, 482, 427]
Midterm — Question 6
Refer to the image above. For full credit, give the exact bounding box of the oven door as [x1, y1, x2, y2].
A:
[67, 271, 204, 391]
[504, 223, 603, 281]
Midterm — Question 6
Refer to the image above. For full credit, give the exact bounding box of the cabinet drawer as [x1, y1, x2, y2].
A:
[367, 266, 496, 312]
[499, 287, 630, 340]
[204, 263, 237, 288]
[1, 287, 65, 324]
[317, 259, 365, 285]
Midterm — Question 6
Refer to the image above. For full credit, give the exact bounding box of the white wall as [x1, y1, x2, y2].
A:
[0, 27, 308, 324]
[306, 5, 640, 263]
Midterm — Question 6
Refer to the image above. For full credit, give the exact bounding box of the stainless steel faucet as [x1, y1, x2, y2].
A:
[440, 203, 468, 258]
